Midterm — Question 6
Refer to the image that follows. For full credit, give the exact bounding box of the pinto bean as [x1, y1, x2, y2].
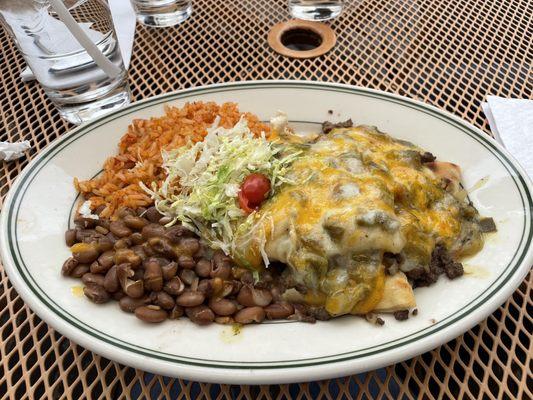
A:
[169, 305, 184, 319]
[197, 279, 213, 297]
[161, 262, 178, 280]
[210, 277, 224, 297]
[103, 265, 120, 293]
[61, 257, 78, 276]
[194, 258, 212, 278]
[163, 277, 185, 296]
[210, 261, 231, 280]
[113, 238, 132, 250]
[124, 279, 144, 298]
[264, 302, 294, 320]
[234, 307, 265, 324]
[65, 229, 77, 247]
[179, 269, 197, 286]
[176, 237, 200, 256]
[144, 260, 163, 291]
[177, 255, 195, 269]
[209, 298, 237, 316]
[95, 225, 109, 235]
[95, 217, 110, 230]
[131, 245, 147, 261]
[148, 237, 175, 258]
[155, 291, 175, 310]
[141, 223, 165, 241]
[82, 273, 105, 287]
[214, 316, 234, 325]
[123, 215, 148, 230]
[176, 291, 205, 307]
[141, 242, 156, 257]
[71, 264, 90, 278]
[83, 283, 110, 304]
[130, 232, 144, 245]
[237, 286, 273, 307]
[114, 249, 142, 268]
[97, 250, 115, 269]
[119, 296, 149, 313]
[135, 305, 168, 323]
[109, 220, 132, 238]
[117, 207, 135, 219]
[185, 306, 214, 325]
[165, 225, 193, 243]
[144, 206, 163, 223]
[71, 243, 100, 264]
[96, 236, 114, 252]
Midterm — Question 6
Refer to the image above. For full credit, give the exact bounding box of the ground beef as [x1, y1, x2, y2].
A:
[444, 261, 464, 279]
[412, 308, 418, 316]
[393, 310, 409, 321]
[322, 118, 353, 134]
[288, 303, 316, 323]
[405, 265, 441, 287]
[383, 252, 403, 275]
[420, 151, 436, 163]
[405, 244, 464, 287]
[376, 317, 385, 326]
[308, 307, 331, 321]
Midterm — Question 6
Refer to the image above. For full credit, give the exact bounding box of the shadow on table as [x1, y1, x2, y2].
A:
[131, 369, 400, 398]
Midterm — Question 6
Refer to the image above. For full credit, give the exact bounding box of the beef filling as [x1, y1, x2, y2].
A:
[322, 118, 353, 134]
[383, 252, 403, 275]
[420, 151, 436, 163]
[405, 244, 464, 288]
[393, 310, 409, 321]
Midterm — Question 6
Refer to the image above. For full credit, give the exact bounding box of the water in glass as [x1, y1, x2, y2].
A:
[0, 0, 130, 125]
[130, 0, 192, 27]
[288, 0, 344, 21]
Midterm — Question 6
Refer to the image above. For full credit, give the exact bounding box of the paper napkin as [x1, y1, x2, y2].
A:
[482, 96, 533, 176]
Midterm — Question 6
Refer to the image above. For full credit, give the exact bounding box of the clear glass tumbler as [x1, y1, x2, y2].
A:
[288, 0, 344, 21]
[0, 0, 130, 125]
[130, 0, 192, 27]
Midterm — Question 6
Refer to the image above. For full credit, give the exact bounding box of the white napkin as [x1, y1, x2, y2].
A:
[0, 141, 31, 161]
[21, 0, 136, 82]
[482, 96, 533, 176]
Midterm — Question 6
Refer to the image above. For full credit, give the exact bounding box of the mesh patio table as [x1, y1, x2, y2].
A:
[0, 0, 531, 398]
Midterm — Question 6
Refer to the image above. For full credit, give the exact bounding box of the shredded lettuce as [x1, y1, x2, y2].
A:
[142, 117, 300, 255]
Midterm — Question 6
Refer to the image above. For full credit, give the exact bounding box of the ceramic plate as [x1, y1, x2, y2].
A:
[1, 81, 532, 384]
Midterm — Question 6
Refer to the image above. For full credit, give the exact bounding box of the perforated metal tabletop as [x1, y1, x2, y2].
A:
[0, 0, 531, 398]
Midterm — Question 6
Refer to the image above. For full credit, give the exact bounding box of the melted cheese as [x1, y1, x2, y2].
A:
[233, 125, 484, 315]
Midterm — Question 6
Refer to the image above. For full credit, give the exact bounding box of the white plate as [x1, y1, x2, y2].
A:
[1, 81, 532, 384]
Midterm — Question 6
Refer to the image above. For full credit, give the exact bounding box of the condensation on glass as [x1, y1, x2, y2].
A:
[0, 0, 130, 125]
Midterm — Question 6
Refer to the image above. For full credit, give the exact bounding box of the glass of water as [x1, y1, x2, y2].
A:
[289, 0, 344, 21]
[0, 0, 130, 125]
[130, 0, 192, 27]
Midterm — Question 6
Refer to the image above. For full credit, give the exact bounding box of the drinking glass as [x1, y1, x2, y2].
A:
[288, 0, 344, 21]
[0, 0, 130, 125]
[130, 0, 192, 27]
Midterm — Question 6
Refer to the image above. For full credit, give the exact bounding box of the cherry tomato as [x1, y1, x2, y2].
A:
[238, 173, 271, 213]
[238, 190, 255, 214]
